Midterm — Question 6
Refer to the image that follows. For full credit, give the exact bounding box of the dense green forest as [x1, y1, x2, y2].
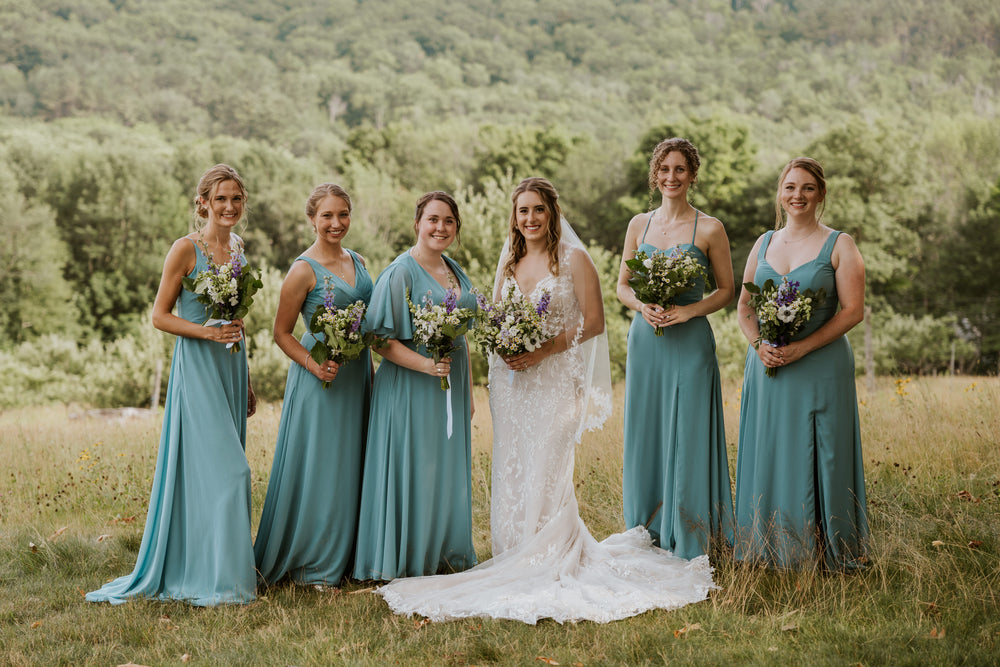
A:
[1, 0, 999, 404]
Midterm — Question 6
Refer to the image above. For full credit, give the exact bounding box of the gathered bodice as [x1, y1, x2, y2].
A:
[755, 230, 841, 339]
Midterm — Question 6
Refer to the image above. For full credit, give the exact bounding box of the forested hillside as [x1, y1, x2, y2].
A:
[2, 0, 999, 404]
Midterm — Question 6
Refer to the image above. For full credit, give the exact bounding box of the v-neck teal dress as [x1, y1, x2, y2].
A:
[735, 230, 869, 569]
[623, 211, 734, 559]
[87, 238, 255, 606]
[253, 252, 373, 587]
[353, 251, 478, 580]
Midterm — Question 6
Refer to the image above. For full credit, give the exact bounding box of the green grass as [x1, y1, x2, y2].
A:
[1, 377, 998, 665]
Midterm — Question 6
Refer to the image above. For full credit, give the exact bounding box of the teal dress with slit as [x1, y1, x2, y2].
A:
[253, 252, 373, 587]
[86, 238, 255, 606]
[352, 251, 477, 581]
[622, 211, 734, 559]
[735, 230, 869, 569]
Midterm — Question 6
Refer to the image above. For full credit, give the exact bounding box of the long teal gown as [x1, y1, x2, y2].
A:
[253, 252, 373, 587]
[353, 251, 478, 581]
[735, 230, 869, 569]
[622, 211, 734, 559]
[86, 238, 255, 606]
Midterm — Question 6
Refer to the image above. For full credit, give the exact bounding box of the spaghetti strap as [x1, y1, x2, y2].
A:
[639, 209, 657, 244]
[690, 210, 700, 245]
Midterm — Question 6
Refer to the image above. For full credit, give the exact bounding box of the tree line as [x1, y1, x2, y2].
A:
[0, 0, 998, 407]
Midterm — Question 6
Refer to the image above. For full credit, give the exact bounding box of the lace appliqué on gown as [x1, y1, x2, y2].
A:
[379, 247, 716, 624]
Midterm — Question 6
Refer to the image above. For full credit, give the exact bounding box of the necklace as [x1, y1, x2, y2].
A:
[332, 251, 351, 282]
[782, 225, 820, 244]
[411, 249, 456, 289]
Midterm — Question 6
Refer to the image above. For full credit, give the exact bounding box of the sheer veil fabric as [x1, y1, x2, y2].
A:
[378, 219, 716, 624]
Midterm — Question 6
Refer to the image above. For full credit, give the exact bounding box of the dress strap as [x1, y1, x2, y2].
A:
[758, 230, 775, 261]
[819, 230, 842, 264]
[690, 210, 700, 245]
[639, 209, 657, 244]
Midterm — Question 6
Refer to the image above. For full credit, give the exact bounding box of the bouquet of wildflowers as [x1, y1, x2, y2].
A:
[181, 240, 263, 353]
[406, 288, 477, 390]
[474, 284, 554, 358]
[308, 277, 379, 388]
[625, 248, 708, 335]
[743, 276, 826, 377]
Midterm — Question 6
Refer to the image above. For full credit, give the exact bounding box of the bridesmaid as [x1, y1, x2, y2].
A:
[87, 164, 256, 606]
[253, 184, 373, 588]
[353, 191, 478, 580]
[734, 157, 869, 569]
[617, 137, 735, 559]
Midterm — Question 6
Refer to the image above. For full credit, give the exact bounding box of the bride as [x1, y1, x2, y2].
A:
[378, 177, 716, 624]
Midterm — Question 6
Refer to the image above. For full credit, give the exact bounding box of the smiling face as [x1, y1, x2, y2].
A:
[655, 151, 695, 201]
[414, 198, 458, 254]
[514, 189, 551, 244]
[201, 179, 244, 228]
[310, 195, 351, 245]
[779, 167, 825, 221]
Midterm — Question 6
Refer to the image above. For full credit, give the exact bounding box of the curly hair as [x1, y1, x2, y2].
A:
[647, 137, 701, 191]
[503, 177, 562, 278]
[774, 157, 826, 229]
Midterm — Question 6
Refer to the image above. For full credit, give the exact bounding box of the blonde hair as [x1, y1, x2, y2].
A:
[305, 183, 352, 218]
[193, 164, 248, 227]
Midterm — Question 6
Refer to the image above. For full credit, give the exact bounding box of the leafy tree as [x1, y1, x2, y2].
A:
[0, 163, 77, 344]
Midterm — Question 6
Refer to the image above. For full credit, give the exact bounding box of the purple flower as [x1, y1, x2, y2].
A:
[536, 292, 551, 316]
[443, 288, 459, 313]
[230, 251, 243, 279]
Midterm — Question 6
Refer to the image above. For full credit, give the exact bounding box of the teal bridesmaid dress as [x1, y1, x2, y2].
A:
[622, 211, 734, 559]
[735, 230, 869, 569]
[87, 238, 255, 606]
[253, 252, 373, 587]
[352, 251, 477, 580]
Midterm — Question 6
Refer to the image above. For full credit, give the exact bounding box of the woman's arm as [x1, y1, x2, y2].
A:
[616, 214, 667, 330]
[273, 259, 338, 384]
[151, 238, 243, 343]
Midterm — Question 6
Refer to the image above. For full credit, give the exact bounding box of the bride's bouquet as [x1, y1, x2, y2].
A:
[474, 284, 554, 358]
[308, 277, 379, 388]
[406, 288, 477, 390]
[625, 248, 708, 335]
[181, 240, 263, 353]
[743, 276, 826, 377]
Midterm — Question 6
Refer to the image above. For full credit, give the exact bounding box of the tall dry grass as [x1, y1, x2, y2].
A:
[0, 377, 997, 665]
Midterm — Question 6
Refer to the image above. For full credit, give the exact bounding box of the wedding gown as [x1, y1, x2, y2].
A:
[379, 243, 716, 624]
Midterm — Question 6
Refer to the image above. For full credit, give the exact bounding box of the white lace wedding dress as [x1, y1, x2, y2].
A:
[378, 245, 716, 624]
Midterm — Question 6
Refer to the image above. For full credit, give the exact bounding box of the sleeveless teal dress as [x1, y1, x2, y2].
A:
[353, 251, 478, 580]
[253, 252, 373, 587]
[622, 211, 734, 559]
[86, 238, 255, 605]
[735, 230, 869, 569]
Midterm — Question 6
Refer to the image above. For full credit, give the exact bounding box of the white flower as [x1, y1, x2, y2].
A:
[777, 304, 797, 323]
[642, 258, 653, 269]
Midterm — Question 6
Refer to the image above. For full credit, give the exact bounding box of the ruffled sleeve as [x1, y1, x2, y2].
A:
[365, 254, 416, 341]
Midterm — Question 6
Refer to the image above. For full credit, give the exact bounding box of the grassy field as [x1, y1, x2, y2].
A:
[1, 376, 998, 665]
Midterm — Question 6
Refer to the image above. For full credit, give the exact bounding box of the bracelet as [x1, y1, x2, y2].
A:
[303, 352, 311, 369]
